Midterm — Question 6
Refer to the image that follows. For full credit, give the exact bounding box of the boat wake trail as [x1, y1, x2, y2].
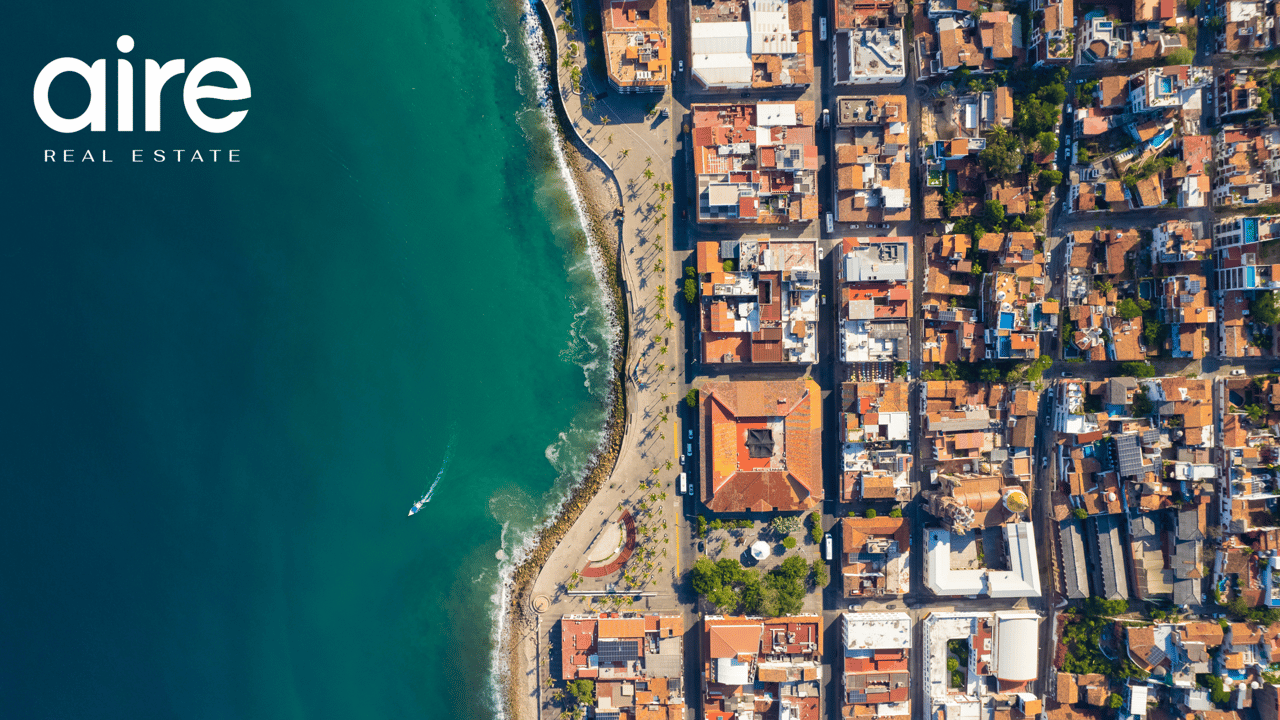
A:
[408, 429, 457, 516]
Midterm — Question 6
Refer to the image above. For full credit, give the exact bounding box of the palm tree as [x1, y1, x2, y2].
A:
[659, 345, 668, 355]
[645, 156, 652, 165]
[664, 320, 673, 330]
[643, 168, 654, 181]
[657, 363, 665, 373]
[660, 392, 669, 401]
[621, 148, 629, 158]
[665, 460, 673, 470]
[599, 115, 611, 127]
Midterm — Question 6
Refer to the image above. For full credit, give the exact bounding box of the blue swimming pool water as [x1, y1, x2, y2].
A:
[1151, 128, 1173, 147]
[1248, 266, 1257, 288]
[997, 336, 1012, 357]
[1160, 76, 1173, 94]
[999, 312, 1015, 330]
[1031, 305, 1043, 328]
[1246, 219, 1260, 241]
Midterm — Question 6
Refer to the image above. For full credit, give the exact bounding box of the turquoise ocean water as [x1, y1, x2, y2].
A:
[0, 0, 613, 717]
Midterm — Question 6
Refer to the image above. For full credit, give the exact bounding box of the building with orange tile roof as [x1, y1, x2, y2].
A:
[693, 102, 819, 224]
[702, 615, 822, 720]
[1151, 219, 1209, 266]
[699, 378, 823, 513]
[838, 236, 912, 367]
[1216, 69, 1263, 123]
[560, 612, 687, 720]
[921, 381, 1037, 493]
[1030, 0, 1074, 65]
[1130, 174, 1165, 209]
[1212, 125, 1280, 207]
[1128, 65, 1212, 113]
[689, 0, 814, 91]
[697, 237, 819, 364]
[602, 0, 671, 93]
[841, 519, 911, 597]
[1216, 0, 1280, 56]
[839, 380, 913, 503]
[841, 612, 911, 717]
[833, 97, 911, 223]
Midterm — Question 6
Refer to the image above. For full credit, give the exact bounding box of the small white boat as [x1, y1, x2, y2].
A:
[408, 494, 429, 516]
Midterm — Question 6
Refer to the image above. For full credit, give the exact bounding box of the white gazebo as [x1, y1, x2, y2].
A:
[750, 540, 770, 561]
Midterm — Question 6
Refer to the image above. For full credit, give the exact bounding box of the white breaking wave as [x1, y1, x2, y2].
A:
[485, 3, 625, 717]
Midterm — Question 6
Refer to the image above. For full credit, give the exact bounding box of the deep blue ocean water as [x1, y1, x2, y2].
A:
[0, 1, 613, 717]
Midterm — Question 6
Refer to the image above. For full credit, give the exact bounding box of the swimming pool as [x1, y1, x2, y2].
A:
[1245, 218, 1260, 242]
[997, 336, 1011, 357]
[1151, 128, 1173, 148]
[999, 312, 1015, 330]
[1159, 76, 1173, 94]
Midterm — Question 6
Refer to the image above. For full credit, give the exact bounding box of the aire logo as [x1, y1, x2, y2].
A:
[34, 36, 250, 134]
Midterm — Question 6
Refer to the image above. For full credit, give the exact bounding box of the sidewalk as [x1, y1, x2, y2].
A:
[531, 0, 684, 607]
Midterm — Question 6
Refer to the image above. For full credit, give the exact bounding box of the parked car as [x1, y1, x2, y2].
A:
[850, 224, 860, 229]
[678, 60, 684, 73]
[1045, 250, 1052, 264]
[1231, 368, 1246, 375]
[1061, 371, 1075, 378]
[818, 247, 825, 261]
[1042, 456, 1050, 469]
[679, 454, 685, 466]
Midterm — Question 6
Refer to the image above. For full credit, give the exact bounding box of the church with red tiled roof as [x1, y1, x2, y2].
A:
[698, 378, 823, 513]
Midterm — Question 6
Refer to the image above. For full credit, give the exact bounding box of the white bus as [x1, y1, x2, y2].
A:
[819, 17, 827, 41]
[823, 533, 833, 561]
[679, 473, 688, 495]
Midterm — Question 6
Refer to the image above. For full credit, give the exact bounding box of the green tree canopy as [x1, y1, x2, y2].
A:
[1119, 361, 1157, 378]
[978, 127, 1026, 177]
[707, 585, 739, 613]
[983, 199, 1006, 229]
[1116, 298, 1143, 320]
[691, 556, 721, 595]
[1036, 132, 1060, 155]
[1039, 169, 1063, 188]
[568, 679, 596, 706]
[1162, 47, 1194, 66]
[1253, 291, 1279, 325]
[1037, 83, 1067, 106]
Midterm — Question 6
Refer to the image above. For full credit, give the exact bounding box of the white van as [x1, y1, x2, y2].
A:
[679, 473, 688, 495]
[825, 212, 834, 235]
[820, 17, 827, 41]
